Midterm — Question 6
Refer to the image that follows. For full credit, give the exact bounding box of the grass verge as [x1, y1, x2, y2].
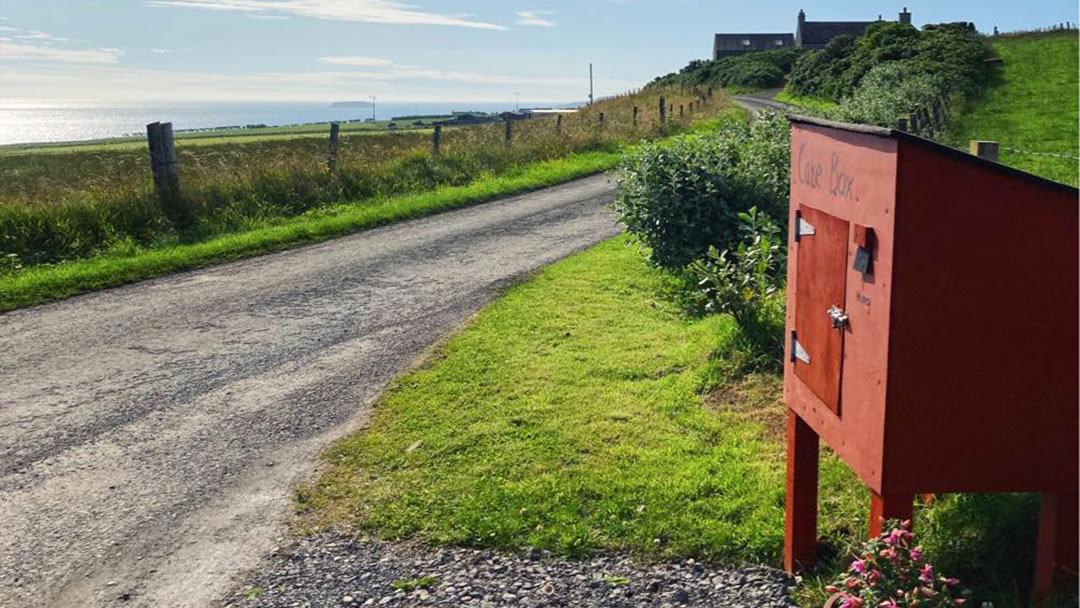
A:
[0, 151, 617, 311]
[298, 236, 1075, 608]
[946, 31, 1079, 186]
[773, 91, 838, 113]
[298, 235, 864, 564]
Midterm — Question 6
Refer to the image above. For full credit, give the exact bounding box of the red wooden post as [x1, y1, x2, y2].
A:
[868, 492, 914, 538]
[784, 410, 819, 572]
[1034, 492, 1079, 602]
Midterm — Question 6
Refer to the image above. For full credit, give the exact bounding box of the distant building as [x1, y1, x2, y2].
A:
[712, 7, 913, 60]
[796, 7, 912, 49]
[713, 33, 795, 59]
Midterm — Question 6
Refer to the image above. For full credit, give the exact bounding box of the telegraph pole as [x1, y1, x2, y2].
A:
[589, 63, 594, 106]
[370, 95, 376, 122]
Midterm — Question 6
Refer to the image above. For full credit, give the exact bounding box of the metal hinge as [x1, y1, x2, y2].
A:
[795, 214, 816, 242]
[791, 332, 810, 364]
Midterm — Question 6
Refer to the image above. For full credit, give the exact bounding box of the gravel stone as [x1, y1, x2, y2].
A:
[225, 531, 797, 608]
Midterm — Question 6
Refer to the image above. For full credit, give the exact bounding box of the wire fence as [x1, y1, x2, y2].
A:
[1000, 147, 1080, 161]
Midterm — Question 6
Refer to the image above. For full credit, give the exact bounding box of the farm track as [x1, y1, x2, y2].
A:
[0, 175, 620, 608]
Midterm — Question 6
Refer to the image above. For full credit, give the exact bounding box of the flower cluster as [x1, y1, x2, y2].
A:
[825, 520, 970, 608]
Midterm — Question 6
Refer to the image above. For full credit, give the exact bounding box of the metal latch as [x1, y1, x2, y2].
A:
[791, 332, 810, 364]
[828, 306, 849, 330]
[795, 214, 816, 242]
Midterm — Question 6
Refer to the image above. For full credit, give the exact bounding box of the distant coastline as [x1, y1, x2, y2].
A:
[329, 101, 373, 108]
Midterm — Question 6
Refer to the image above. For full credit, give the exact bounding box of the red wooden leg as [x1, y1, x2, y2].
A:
[1034, 492, 1079, 603]
[785, 410, 819, 572]
[868, 491, 914, 539]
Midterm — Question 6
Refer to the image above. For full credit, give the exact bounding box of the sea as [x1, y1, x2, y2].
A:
[0, 100, 575, 147]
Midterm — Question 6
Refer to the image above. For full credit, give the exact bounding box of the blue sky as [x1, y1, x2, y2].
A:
[0, 0, 1075, 103]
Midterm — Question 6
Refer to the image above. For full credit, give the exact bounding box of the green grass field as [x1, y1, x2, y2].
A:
[297, 236, 1074, 607]
[946, 31, 1079, 186]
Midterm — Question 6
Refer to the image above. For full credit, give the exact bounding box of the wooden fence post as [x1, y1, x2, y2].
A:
[327, 122, 340, 171]
[932, 99, 945, 132]
[555, 114, 562, 135]
[599, 112, 605, 127]
[969, 140, 999, 162]
[432, 124, 442, 156]
[632, 106, 639, 128]
[679, 105, 684, 119]
[504, 118, 513, 149]
[659, 96, 666, 127]
[897, 117, 909, 132]
[147, 121, 190, 227]
[918, 107, 933, 137]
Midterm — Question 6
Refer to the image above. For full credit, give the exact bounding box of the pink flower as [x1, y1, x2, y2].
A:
[954, 600, 966, 606]
[886, 529, 903, 545]
[943, 577, 960, 587]
[826, 585, 840, 593]
[852, 560, 867, 574]
[909, 546, 923, 561]
[919, 564, 934, 585]
[842, 596, 865, 608]
[879, 600, 898, 608]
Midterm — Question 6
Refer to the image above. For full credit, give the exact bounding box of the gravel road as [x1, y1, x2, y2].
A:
[0, 175, 621, 608]
[225, 532, 798, 608]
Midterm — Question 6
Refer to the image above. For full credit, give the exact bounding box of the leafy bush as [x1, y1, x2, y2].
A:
[827, 62, 940, 126]
[788, 35, 858, 100]
[688, 207, 786, 363]
[613, 112, 790, 269]
[650, 48, 806, 91]
[787, 21, 989, 104]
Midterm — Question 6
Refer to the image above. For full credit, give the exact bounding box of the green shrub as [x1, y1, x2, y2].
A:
[688, 207, 786, 364]
[786, 21, 989, 104]
[612, 112, 790, 270]
[650, 48, 806, 91]
[827, 62, 939, 126]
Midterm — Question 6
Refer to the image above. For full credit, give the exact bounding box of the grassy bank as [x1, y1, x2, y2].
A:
[298, 236, 1074, 607]
[0, 151, 619, 311]
[946, 30, 1079, 186]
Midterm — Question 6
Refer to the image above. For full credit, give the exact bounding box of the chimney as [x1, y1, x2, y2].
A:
[899, 7, 912, 25]
[798, 9, 806, 26]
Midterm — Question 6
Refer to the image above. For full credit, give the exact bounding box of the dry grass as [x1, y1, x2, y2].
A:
[0, 87, 730, 269]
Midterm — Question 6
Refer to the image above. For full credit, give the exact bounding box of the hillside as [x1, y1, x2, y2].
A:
[946, 30, 1079, 186]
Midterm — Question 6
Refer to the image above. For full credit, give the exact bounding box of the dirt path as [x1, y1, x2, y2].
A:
[0, 175, 621, 608]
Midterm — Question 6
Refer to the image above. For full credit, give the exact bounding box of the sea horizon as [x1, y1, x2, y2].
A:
[0, 99, 582, 147]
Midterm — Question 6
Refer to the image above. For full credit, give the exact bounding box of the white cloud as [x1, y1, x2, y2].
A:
[0, 41, 121, 63]
[145, 0, 506, 30]
[318, 56, 393, 66]
[515, 10, 555, 27]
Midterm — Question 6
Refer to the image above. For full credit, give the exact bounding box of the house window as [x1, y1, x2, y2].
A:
[775, 39, 785, 45]
[741, 39, 751, 46]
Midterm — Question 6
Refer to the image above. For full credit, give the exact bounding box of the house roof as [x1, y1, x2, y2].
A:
[713, 33, 795, 53]
[798, 20, 875, 45]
